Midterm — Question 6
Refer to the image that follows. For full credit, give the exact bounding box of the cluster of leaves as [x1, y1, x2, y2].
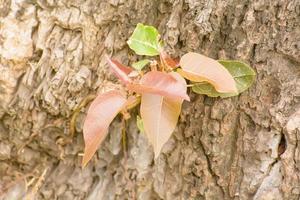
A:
[82, 23, 256, 167]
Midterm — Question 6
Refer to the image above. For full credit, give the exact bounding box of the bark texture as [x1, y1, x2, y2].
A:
[0, 0, 299, 199]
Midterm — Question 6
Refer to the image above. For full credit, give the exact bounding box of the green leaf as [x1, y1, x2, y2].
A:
[192, 60, 256, 98]
[136, 115, 145, 133]
[127, 23, 163, 56]
[132, 59, 150, 71]
[192, 83, 222, 97]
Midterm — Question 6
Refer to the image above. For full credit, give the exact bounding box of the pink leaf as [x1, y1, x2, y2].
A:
[82, 90, 127, 167]
[140, 72, 186, 157]
[127, 71, 190, 101]
[179, 52, 237, 93]
[106, 56, 133, 84]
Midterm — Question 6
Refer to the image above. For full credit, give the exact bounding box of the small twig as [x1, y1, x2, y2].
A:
[150, 60, 158, 71]
[17, 132, 39, 154]
[121, 117, 127, 160]
[124, 95, 141, 111]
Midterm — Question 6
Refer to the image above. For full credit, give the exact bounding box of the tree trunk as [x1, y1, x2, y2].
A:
[0, 0, 299, 199]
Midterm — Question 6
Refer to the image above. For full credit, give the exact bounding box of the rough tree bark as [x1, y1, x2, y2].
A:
[0, 0, 299, 199]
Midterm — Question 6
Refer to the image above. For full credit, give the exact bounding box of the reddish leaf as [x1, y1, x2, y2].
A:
[127, 71, 190, 101]
[160, 51, 179, 69]
[179, 52, 237, 93]
[82, 90, 127, 167]
[140, 72, 185, 157]
[106, 56, 133, 84]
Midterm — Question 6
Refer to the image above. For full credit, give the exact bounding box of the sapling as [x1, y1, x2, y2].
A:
[81, 23, 256, 167]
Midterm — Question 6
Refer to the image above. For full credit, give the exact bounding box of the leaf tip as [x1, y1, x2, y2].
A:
[153, 147, 161, 160]
[81, 154, 89, 169]
[184, 94, 190, 102]
[81, 162, 87, 169]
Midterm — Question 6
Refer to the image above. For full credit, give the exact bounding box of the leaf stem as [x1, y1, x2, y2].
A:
[186, 84, 195, 87]
[186, 82, 207, 87]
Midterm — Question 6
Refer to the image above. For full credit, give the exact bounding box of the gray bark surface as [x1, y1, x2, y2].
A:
[0, 0, 299, 199]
